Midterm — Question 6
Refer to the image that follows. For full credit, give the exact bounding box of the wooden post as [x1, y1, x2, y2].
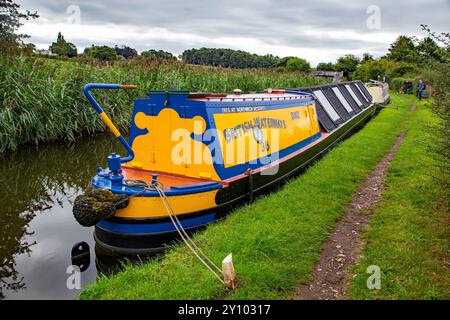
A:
[222, 254, 236, 289]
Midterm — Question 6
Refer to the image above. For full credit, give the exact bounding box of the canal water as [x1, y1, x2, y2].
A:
[0, 134, 125, 300]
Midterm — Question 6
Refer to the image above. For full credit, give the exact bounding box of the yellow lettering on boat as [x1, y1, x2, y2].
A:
[214, 104, 318, 168]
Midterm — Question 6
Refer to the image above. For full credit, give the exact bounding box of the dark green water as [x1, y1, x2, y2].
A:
[0, 134, 122, 299]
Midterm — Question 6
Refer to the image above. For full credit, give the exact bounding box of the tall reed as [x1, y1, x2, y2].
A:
[0, 54, 325, 153]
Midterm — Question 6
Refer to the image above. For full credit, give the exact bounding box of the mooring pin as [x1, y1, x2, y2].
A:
[151, 173, 159, 186]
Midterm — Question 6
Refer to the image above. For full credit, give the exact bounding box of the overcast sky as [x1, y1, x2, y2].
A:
[17, 0, 450, 66]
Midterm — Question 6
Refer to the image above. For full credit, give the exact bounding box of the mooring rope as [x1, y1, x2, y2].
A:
[123, 179, 225, 284]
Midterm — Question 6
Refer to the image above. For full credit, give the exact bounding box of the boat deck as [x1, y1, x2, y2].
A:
[122, 166, 224, 188]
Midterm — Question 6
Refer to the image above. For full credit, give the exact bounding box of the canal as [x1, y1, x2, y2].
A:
[0, 134, 124, 299]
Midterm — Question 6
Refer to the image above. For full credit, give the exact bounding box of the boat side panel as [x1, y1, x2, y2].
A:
[127, 94, 320, 182]
[212, 104, 320, 169]
[114, 189, 218, 218]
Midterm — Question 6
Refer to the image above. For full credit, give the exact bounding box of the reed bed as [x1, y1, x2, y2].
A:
[0, 54, 325, 153]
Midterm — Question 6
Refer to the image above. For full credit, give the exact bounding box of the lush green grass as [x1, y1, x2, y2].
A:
[348, 96, 449, 299]
[0, 54, 324, 153]
[80, 94, 412, 300]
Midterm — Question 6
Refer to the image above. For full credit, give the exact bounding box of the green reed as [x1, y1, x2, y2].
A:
[0, 54, 325, 153]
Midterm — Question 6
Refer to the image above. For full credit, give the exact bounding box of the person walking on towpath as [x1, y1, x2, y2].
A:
[417, 79, 426, 101]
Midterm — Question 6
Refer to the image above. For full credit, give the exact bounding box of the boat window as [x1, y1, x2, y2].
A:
[332, 87, 353, 113]
[313, 90, 341, 121]
[344, 85, 363, 107]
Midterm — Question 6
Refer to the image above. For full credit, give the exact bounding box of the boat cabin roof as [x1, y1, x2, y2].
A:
[187, 89, 311, 102]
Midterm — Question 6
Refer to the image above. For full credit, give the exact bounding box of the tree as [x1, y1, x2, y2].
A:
[316, 62, 336, 71]
[141, 49, 176, 61]
[277, 56, 310, 71]
[0, 0, 38, 49]
[335, 54, 360, 78]
[386, 35, 417, 62]
[284, 57, 311, 72]
[353, 58, 417, 82]
[83, 45, 93, 56]
[416, 37, 446, 63]
[115, 45, 137, 59]
[181, 48, 280, 68]
[353, 59, 388, 82]
[49, 32, 77, 57]
[91, 45, 117, 61]
[361, 52, 374, 63]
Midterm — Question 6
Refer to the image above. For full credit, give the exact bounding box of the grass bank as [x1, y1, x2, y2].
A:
[0, 54, 324, 153]
[348, 97, 449, 299]
[80, 93, 412, 300]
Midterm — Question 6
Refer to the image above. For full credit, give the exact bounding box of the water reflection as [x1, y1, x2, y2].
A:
[0, 134, 121, 299]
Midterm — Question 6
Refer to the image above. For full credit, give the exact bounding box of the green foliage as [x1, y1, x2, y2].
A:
[181, 48, 280, 68]
[49, 32, 77, 57]
[316, 55, 360, 79]
[416, 37, 447, 63]
[91, 45, 118, 61]
[390, 62, 416, 77]
[284, 57, 311, 72]
[0, 54, 325, 152]
[316, 62, 336, 71]
[140, 49, 176, 61]
[0, 0, 38, 50]
[389, 77, 417, 92]
[419, 63, 450, 186]
[412, 26, 449, 192]
[386, 35, 418, 63]
[354, 58, 418, 83]
[353, 60, 383, 82]
[361, 52, 374, 63]
[114, 45, 137, 59]
[335, 54, 360, 78]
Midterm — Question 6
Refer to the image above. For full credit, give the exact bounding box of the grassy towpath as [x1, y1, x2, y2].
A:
[347, 96, 449, 300]
[81, 93, 418, 300]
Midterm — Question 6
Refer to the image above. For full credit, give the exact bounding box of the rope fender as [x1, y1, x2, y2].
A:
[72, 187, 129, 227]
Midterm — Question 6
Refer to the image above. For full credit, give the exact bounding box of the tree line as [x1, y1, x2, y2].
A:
[1, 0, 448, 80]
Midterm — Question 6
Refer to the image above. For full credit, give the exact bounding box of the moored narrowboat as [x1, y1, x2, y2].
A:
[73, 81, 377, 255]
[365, 80, 390, 105]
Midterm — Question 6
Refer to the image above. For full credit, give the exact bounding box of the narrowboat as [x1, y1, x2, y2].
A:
[365, 80, 390, 105]
[74, 81, 377, 255]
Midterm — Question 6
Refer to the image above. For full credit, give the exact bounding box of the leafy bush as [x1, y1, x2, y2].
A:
[390, 77, 413, 91]
[389, 62, 417, 78]
[335, 54, 360, 76]
[141, 49, 176, 61]
[354, 58, 418, 83]
[316, 62, 336, 71]
[49, 32, 78, 57]
[181, 48, 280, 68]
[114, 46, 138, 59]
[284, 57, 311, 72]
[89, 46, 118, 61]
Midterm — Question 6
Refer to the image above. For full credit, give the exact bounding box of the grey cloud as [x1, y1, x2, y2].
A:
[17, 0, 450, 62]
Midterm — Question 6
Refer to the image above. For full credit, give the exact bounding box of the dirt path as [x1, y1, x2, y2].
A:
[295, 131, 407, 300]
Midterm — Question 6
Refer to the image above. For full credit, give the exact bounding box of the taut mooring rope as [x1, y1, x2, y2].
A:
[123, 179, 225, 284]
